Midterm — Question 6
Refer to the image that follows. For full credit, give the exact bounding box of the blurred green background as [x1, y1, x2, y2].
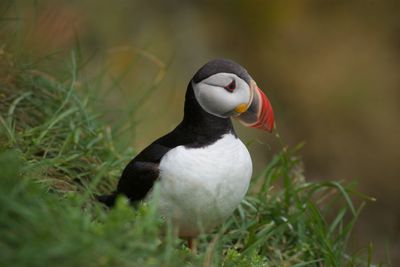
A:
[2, 0, 399, 264]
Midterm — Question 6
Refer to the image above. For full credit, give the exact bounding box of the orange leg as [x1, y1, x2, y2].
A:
[187, 237, 197, 253]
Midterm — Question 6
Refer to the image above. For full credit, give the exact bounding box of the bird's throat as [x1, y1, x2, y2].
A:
[181, 83, 235, 139]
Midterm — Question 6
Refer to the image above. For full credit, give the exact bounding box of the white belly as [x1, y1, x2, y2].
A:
[154, 133, 252, 237]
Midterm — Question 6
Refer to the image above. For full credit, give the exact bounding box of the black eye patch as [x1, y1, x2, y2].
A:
[224, 80, 236, 92]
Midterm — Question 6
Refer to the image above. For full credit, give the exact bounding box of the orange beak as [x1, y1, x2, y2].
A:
[236, 80, 275, 132]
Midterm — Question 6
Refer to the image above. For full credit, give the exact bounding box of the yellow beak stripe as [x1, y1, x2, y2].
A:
[234, 103, 249, 113]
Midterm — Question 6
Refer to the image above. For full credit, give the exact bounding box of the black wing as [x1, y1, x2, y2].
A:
[97, 141, 171, 207]
[116, 143, 170, 201]
[97, 125, 192, 206]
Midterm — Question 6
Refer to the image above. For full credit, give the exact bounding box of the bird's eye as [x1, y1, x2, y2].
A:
[224, 80, 236, 92]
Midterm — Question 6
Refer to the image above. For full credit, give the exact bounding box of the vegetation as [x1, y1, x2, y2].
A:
[0, 49, 380, 267]
[0, 10, 380, 265]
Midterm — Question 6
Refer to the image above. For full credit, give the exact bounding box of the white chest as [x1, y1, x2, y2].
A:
[155, 134, 252, 237]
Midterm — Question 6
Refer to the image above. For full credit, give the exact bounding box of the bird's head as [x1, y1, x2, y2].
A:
[191, 58, 275, 132]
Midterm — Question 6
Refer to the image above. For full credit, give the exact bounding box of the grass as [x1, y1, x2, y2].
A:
[0, 30, 382, 267]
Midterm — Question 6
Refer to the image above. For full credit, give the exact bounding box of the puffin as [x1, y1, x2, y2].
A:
[98, 58, 275, 248]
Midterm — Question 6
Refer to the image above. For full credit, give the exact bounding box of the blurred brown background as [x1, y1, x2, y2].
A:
[2, 0, 399, 264]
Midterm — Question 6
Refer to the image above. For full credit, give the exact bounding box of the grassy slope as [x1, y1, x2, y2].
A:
[0, 48, 379, 267]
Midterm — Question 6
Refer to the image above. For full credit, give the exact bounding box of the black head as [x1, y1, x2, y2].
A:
[183, 58, 275, 134]
[192, 58, 252, 85]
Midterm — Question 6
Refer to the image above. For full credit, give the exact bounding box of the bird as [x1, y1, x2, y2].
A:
[97, 58, 274, 249]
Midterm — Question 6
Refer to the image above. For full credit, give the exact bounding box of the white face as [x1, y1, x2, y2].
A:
[192, 73, 252, 118]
